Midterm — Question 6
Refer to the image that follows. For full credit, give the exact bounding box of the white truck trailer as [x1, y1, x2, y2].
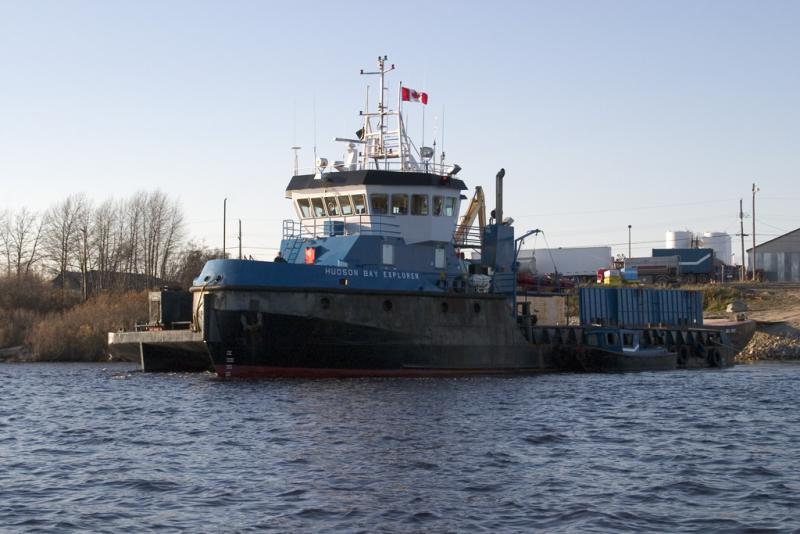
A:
[518, 246, 613, 278]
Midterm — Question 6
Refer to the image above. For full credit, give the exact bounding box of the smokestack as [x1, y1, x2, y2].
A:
[495, 168, 505, 225]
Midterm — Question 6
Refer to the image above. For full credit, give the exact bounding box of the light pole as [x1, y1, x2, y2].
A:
[223, 198, 227, 259]
[628, 225, 632, 259]
[752, 183, 758, 281]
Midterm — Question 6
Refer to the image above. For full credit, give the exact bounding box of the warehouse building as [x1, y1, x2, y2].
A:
[747, 228, 800, 282]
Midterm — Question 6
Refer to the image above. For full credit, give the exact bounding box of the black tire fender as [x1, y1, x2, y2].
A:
[677, 346, 690, 366]
[707, 348, 722, 368]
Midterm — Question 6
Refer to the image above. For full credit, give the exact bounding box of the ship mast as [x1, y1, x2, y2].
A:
[336, 56, 430, 173]
[360, 56, 395, 168]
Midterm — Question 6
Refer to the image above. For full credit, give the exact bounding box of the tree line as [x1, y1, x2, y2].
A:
[0, 190, 218, 299]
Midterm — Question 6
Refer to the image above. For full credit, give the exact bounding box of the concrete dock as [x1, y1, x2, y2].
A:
[108, 330, 212, 372]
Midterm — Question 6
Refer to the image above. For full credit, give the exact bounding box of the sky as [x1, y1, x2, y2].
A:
[1, 0, 798, 263]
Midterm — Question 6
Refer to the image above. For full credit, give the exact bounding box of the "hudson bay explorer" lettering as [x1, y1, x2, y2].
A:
[323, 266, 420, 280]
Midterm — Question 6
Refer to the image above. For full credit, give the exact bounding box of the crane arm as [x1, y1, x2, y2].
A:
[454, 186, 485, 245]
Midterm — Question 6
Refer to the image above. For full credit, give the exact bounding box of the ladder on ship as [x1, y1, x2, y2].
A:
[284, 238, 303, 263]
[281, 220, 305, 263]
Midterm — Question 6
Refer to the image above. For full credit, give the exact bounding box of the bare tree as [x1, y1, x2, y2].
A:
[122, 192, 146, 282]
[159, 199, 185, 280]
[75, 197, 94, 301]
[92, 198, 119, 292]
[0, 210, 10, 276]
[44, 194, 85, 295]
[137, 191, 185, 287]
[5, 208, 44, 278]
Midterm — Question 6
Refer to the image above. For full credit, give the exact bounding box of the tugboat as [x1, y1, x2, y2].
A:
[191, 56, 545, 378]
[190, 56, 747, 378]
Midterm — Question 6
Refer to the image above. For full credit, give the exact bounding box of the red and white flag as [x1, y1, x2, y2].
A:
[401, 86, 428, 104]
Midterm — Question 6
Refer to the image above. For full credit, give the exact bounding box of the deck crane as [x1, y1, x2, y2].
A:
[454, 186, 486, 246]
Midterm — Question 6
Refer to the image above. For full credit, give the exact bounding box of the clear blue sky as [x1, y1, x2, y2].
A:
[1, 1, 798, 262]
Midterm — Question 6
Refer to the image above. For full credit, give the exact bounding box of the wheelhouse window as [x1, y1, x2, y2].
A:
[310, 197, 326, 217]
[382, 243, 394, 265]
[338, 195, 354, 216]
[297, 198, 311, 218]
[444, 197, 457, 217]
[325, 197, 339, 216]
[352, 194, 367, 214]
[411, 194, 429, 216]
[435, 247, 446, 269]
[432, 195, 443, 216]
[391, 194, 409, 215]
[370, 194, 388, 215]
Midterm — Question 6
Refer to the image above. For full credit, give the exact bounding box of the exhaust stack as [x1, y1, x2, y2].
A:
[495, 168, 505, 225]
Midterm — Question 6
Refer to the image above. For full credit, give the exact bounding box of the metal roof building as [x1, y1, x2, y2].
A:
[747, 228, 800, 281]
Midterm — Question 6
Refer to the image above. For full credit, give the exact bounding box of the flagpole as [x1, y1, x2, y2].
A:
[440, 105, 446, 171]
[398, 81, 404, 170]
[422, 98, 426, 167]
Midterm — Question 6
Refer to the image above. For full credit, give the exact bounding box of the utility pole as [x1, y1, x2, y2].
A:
[739, 198, 746, 282]
[223, 198, 227, 259]
[238, 219, 242, 260]
[752, 183, 758, 281]
[628, 225, 632, 258]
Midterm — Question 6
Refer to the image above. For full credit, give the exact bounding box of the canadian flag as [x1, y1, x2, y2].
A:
[401, 86, 428, 104]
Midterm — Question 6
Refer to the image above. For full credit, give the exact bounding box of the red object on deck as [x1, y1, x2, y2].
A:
[304, 247, 316, 264]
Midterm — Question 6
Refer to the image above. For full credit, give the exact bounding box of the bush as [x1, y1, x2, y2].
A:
[0, 309, 40, 348]
[0, 275, 74, 313]
[703, 285, 744, 313]
[26, 292, 148, 361]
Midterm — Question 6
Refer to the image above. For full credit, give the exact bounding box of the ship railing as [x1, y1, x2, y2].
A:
[452, 224, 483, 249]
[282, 215, 402, 240]
[296, 159, 456, 175]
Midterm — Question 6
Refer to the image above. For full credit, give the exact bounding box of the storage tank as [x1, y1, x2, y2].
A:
[702, 232, 732, 265]
[665, 230, 693, 249]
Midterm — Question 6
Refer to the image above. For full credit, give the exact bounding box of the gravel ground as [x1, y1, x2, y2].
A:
[733, 288, 800, 362]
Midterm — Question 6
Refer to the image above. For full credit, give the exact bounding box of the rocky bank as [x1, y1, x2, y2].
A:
[734, 287, 800, 363]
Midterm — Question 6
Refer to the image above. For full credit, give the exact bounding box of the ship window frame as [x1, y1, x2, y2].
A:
[310, 197, 327, 218]
[444, 197, 457, 217]
[370, 194, 388, 215]
[391, 194, 409, 215]
[432, 195, 444, 216]
[382, 243, 394, 265]
[324, 196, 340, 216]
[411, 194, 429, 216]
[297, 198, 312, 219]
[338, 195, 354, 216]
[352, 194, 367, 215]
[435, 247, 446, 269]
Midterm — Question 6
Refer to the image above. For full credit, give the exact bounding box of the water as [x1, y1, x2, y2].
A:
[2, 363, 800, 533]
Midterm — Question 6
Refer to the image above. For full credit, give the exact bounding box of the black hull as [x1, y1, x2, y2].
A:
[560, 347, 735, 373]
[565, 349, 678, 372]
[199, 288, 740, 378]
[202, 289, 556, 378]
[206, 310, 546, 378]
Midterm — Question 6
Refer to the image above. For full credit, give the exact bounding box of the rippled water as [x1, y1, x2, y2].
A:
[2, 362, 800, 532]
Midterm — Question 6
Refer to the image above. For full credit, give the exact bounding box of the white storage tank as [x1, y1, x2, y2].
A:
[665, 230, 693, 249]
[702, 232, 732, 265]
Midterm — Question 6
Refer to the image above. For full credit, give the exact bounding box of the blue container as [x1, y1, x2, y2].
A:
[579, 287, 618, 325]
[579, 287, 703, 327]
